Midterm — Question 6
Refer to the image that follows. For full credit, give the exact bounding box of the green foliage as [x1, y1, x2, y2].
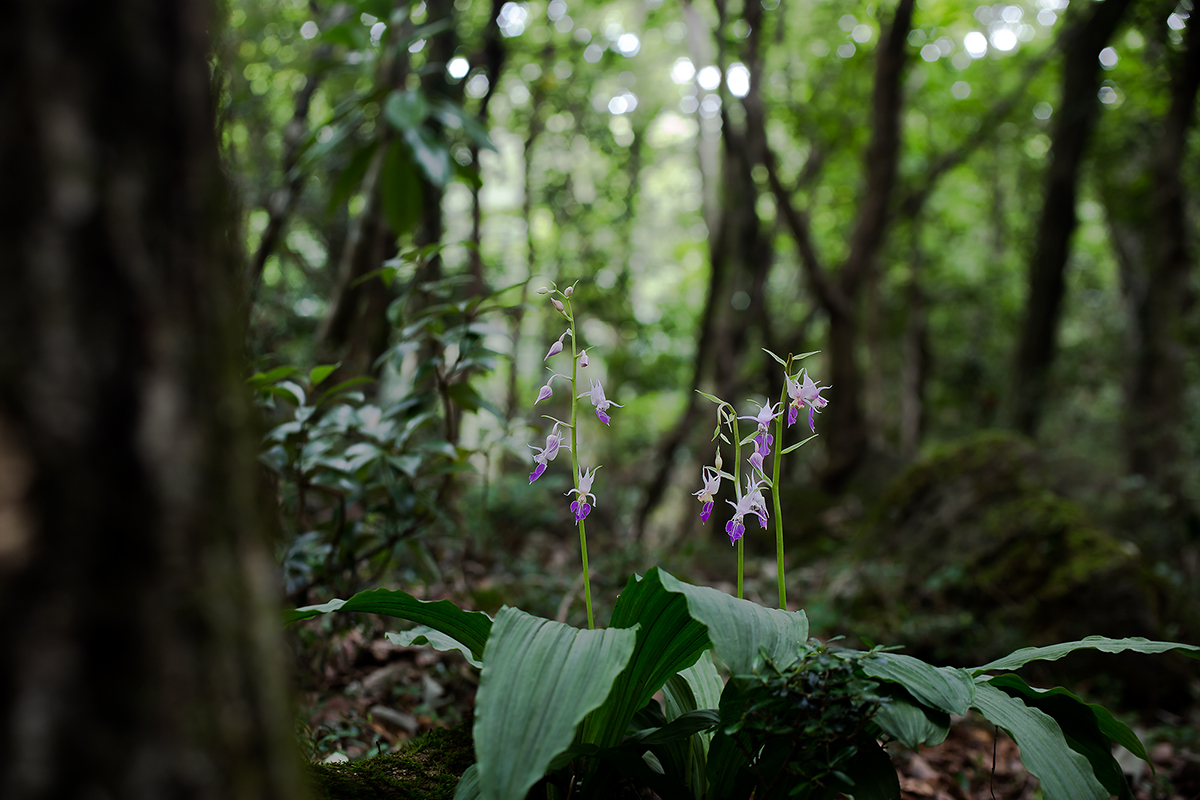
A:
[308, 721, 475, 800]
[292, 570, 1199, 800]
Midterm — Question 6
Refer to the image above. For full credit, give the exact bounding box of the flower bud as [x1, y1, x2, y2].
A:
[551, 297, 567, 316]
[714, 449, 723, 471]
[563, 285, 574, 298]
[535, 286, 550, 295]
[579, 349, 589, 368]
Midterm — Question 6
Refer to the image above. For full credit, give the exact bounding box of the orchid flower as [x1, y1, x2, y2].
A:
[566, 465, 599, 523]
[692, 465, 722, 524]
[528, 422, 569, 483]
[579, 378, 624, 425]
[535, 373, 568, 405]
[724, 478, 768, 543]
[578, 349, 590, 368]
[544, 330, 571, 361]
[786, 369, 830, 432]
[741, 400, 782, 433]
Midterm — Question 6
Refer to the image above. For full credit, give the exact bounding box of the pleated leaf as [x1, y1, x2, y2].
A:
[861, 652, 975, 715]
[971, 682, 1107, 800]
[452, 764, 481, 800]
[830, 738, 902, 800]
[583, 568, 712, 748]
[972, 635, 1200, 675]
[473, 607, 637, 800]
[657, 569, 809, 675]
[990, 674, 1140, 798]
[874, 693, 950, 749]
[287, 587, 492, 665]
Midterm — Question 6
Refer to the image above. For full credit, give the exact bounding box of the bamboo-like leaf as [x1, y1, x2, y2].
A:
[761, 347, 788, 366]
[287, 587, 492, 664]
[696, 390, 724, 405]
[474, 608, 637, 800]
[862, 652, 975, 715]
[972, 635, 1200, 675]
[780, 433, 818, 454]
[971, 682, 1107, 800]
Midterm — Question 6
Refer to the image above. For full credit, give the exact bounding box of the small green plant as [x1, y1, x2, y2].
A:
[255, 250, 519, 602]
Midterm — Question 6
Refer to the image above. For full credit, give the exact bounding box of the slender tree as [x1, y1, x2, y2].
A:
[1008, 0, 1137, 435]
[0, 2, 303, 798]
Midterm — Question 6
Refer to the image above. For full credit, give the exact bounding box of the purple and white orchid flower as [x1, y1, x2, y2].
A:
[566, 465, 599, 523]
[579, 378, 624, 425]
[692, 466, 722, 524]
[544, 330, 570, 361]
[528, 422, 569, 483]
[786, 369, 830, 432]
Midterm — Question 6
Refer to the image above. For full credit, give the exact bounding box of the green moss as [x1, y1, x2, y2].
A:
[308, 721, 475, 800]
[838, 430, 1174, 672]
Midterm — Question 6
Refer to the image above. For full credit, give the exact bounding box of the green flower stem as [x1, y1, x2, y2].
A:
[772, 381, 788, 609]
[729, 407, 743, 600]
[566, 297, 594, 629]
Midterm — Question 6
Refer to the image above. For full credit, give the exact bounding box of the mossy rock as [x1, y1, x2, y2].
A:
[837, 431, 1194, 706]
[308, 720, 474, 800]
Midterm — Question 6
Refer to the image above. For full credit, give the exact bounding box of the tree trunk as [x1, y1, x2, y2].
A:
[0, 3, 303, 798]
[1008, 0, 1136, 435]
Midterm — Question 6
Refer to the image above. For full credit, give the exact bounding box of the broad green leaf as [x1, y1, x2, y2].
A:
[385, 625, 483, 668]
[309, 363, 340, 387]
[582, 569, 711, 749]
[662, 653, 723, 799]
[874, 694, 950, 749]
[383, 89, 431, 130]
[972, 635, 1200, 675]
[831, 738, 901, 800]
[473, 608, 637, 800]
[381, 140, 423, 235]
[627, 710, 720, 747]
[314, 375, 377, 406]
[861, 653, 975, 715]
[452, 764, 481, 800]
[287, 587, 492, 664]
[971, 682, 1107, 800]
[990, 673, 1142, 797]
[704, 680, 755, 800]
[664, 651, 724, 718]
[657, 569, 808, 676]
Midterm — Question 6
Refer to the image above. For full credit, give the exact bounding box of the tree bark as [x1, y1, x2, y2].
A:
[0, 2, 303, 799]
[1008, 0, 1137, 435]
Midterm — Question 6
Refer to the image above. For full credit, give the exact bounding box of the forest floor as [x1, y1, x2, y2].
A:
[294, 620, 1200, 800]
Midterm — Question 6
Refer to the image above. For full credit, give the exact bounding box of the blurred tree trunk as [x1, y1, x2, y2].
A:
[765, 0, 914, 490]
[1101, 14, 1200, 523]
[1008, 0, 1136, 435]
[0, 2, 303, 799]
